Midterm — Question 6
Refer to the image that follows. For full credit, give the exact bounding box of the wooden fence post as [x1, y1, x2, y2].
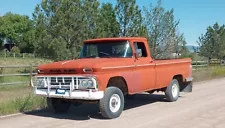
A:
[0, 68, 3, 74]
[0, 67, 3, 83]
[29, 65, 33, 87]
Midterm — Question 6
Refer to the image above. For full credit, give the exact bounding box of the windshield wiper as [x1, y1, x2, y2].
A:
[83, 55, 97, 58]
[99, 52, 113, 58]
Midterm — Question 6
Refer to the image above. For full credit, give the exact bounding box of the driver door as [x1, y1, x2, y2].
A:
[133, 42, 156, 91]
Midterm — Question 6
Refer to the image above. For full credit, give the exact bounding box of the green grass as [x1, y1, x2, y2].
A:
[0, 94, 47, 115]
[0, 76, 30, 84]
[193, 66, 225, 82]
[0, 57, 52, 85]
[0, 57, 51, 116]
[0, 57, 52, 66]
[212, 66, 225, 77]
[0, 86, 47, 116]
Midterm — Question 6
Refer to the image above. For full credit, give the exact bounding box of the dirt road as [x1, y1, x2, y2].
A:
[1, 78, 225, 128]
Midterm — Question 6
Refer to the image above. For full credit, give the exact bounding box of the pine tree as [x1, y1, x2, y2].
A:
[115, 0, 144, 37]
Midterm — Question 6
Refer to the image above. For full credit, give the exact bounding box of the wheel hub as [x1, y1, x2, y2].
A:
[172, 83, 179, 98]
[109, 94, 121, 113]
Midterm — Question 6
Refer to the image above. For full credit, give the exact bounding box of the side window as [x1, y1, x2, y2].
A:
[134, 42, 147, 57]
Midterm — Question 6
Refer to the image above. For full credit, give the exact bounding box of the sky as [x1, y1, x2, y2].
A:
[0, 0, 225, 46]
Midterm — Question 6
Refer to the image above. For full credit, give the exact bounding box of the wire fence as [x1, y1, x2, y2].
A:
[0, 52, 35, 58]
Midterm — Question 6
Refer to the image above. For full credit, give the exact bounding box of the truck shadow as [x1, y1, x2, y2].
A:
[24, 93, 169, 120]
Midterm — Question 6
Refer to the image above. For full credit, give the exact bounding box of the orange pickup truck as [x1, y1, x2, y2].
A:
[32, 37, 193, 119]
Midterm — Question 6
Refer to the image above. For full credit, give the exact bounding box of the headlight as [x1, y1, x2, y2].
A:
[79, 78, 96, 89]
[35, 77, 45, 87]
[87, 80, 94, 88]
[81, 80, 88, 87]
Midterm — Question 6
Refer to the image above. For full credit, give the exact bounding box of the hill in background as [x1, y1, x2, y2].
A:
[186, 45, 200, 52]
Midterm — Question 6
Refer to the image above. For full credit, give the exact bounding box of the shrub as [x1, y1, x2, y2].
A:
[11, 46, 21, 53]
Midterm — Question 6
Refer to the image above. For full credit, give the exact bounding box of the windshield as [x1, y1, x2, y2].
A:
[80, 41, 133, 58]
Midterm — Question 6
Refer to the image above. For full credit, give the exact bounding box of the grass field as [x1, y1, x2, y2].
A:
[0, 57, 51, 115]
[193, 66, 225, 82]
[0, 85, 46, 115]
[0, 57, 225, 116]
[0, 57, 52, 84]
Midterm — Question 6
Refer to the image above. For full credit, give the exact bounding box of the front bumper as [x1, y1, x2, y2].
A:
[32, 75, 104, 100]
[34, 88, 104, 100]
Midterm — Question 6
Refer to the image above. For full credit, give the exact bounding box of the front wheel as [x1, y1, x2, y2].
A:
[165, 79, 180, 102]
[99, 87, 124, 119]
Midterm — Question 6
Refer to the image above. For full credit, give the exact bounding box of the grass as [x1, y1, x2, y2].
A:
[0, 57, 52, 66]
[0, 85, 47, 116]
[0, 57, 51, 116]
[193, 66, 225, 82]
[0, 57, 52, 85]
[0, 76, 30, 84]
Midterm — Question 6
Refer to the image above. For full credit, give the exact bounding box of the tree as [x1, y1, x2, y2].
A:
[143, 0, 186, 59]
[0, 12, 34, 53]
[198, 23, 225, 61]
[33, 0, 88, 60]
[115, 0, 144, 37]
[97, 3, 120, 38]
[83, 0, 100, 39]
[33, 0, 125, 60]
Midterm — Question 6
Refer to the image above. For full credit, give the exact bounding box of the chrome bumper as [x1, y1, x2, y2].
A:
[34, 88, 104, 100]
[31, 76, 104, 100]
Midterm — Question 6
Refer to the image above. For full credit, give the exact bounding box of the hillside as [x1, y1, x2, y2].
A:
[186, 45, 200, 52]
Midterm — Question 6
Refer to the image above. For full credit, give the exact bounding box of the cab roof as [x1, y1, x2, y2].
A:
[84, 37, 147, 43]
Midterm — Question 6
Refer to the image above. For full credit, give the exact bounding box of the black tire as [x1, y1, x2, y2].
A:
[73, 102, 82, 107]
[99, 87, 124, 119]
[47, 98, 71, 113]
[165, 79, 180, 102]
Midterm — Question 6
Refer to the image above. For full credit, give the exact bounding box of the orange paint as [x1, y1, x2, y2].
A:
[37, 37, 192, 94]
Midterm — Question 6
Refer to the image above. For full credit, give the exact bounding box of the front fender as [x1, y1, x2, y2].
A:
[95, 71, 139, 94]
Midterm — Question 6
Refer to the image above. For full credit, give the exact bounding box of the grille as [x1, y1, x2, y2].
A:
[34, 76, 96, 90]
[49, 77, 79, 89]
[49, 69, 76, 74]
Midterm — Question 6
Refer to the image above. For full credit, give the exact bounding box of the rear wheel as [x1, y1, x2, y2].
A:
[99, 87, 124, 119]
[47, 98, 71, 113]
[165, 79, 180, 102]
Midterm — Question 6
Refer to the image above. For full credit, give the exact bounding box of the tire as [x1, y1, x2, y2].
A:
[165, 79, 180, 102]
[73, 102, 82, 107]
[47, 98, 71, 113]
[99, 87, 124, 119]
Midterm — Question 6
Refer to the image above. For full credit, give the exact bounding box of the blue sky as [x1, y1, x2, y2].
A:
[0, 0, 225, 46]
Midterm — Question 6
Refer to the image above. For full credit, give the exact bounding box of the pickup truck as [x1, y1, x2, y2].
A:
[31, 37, 193, 119]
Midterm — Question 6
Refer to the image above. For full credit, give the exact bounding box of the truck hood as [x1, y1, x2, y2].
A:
[37, 58, 132, 74]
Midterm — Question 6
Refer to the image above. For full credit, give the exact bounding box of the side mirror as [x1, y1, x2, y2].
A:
[134, 49, 142, 59]
[136, 49, 142, 57]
